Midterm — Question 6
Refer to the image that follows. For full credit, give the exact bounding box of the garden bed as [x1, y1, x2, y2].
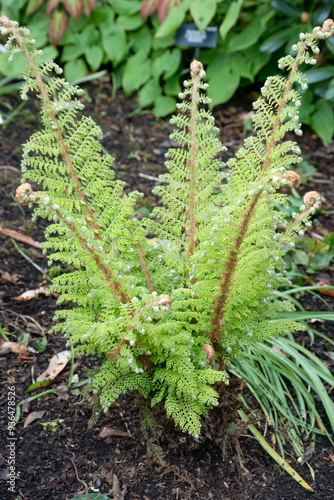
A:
[1, 82, 334, 500]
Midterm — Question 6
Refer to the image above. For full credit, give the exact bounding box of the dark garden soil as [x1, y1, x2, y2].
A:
[1, 79, 334, 500]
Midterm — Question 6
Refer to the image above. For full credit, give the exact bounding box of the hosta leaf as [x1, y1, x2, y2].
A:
[64, 0, 84, 19]
[64, 57, 87, 83]
[116, 14, 144, 31]
[228, 11, 274, 53]
[46, 0, 61, 15]
[219, 0, 243, 40]
[207, 64, 240, 107]
[48, 10, 68, 45]
[128, 25, 152, 55]
[190, 0, 216, 32]
[25, 0, 44, 16]
[122, 50, 152, 93]
[153, 95, 176, 117]
[155, 6, 185, 38]
[102, 29, 127, 65]
[138, 78, 162, 108]
[113, 0, 141, 15]
[310, 98, 334, 145]
[152, 48, 181, 81]
[85, 45, 103, 71]
[141, 0, 160, 20]
[164, 74, 181, 95]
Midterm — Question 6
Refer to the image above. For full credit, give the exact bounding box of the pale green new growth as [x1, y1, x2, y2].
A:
[1, 15, 333, 437]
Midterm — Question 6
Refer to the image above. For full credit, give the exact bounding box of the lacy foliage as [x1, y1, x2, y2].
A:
[2, 16, 333, 436]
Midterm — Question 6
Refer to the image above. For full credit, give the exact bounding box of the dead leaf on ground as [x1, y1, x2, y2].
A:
[0, 270, 22, 285]
[317, 280, 334, 297]
[111, 474, 127, 500]
[99, 427, 133, 439]
[37, 350, 71, 382]
[0, 341, 30, 357]
[0, 226, 42, 249]
[56, 382, 69, 401]
[24, 410, 46, 428]
[13, 286, 49, 301]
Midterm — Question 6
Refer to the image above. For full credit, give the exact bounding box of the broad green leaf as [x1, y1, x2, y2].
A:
[61, 43, 84, 62]
[324, 79, 334, 102]
[38, 45, 59, 64]
[260, 27, 299, 54]
[85, 45, 104, 71]
[308, 252, 334, 273]
[270, 0, 301, 19]
[116, 14, 144, 31]
[48, 10, 68, 45]
[64, 57, 88, 83]
[164, 74, 181, 95]
[128, 25, 152, 54]
[219, 0, 243, 40]
[113, 0, 141, 15]
[0, 0, 26, 20]
[102, 29, 127, 65]
[28, 16, 50, 48]
[228, 12, 274, 53]
[64, 0, 84, 19]
[310, 98, 334, 145]
[91, 8, 114, 28]
[26, 0, 44, 15]
[138, 78, 162, 108]
[152, 34, 175, 50]
[313, 3, 332, 26]
[33, 336, 48, 353]
[298, 91, 314, 125]
[122, 50, 152, 93]
[152, 48, 181, 81]
[153, 95, 176, 117]
[79, 24, 99, 47]
[155, 7, 185, 38]
[304, 66, 334, 85]
[207, 64, 240, 107]
[190, 0, 216, 33]
[291, 250, 309, 266]
[231, 53, 253, 81]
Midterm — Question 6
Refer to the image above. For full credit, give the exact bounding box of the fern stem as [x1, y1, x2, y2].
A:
[9, 22, 101, 235]
[209, 193, 261, 343]
[136, 243, 155, 292]
[209, 41, 313, 345]
[187, 61, 200, 257]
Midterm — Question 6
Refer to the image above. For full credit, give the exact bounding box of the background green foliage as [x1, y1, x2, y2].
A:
[0, 0, 334, 141]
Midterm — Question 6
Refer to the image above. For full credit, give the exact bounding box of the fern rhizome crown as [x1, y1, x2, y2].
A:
[1, 15, 333, 437]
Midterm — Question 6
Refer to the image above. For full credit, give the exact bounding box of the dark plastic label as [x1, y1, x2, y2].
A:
[175, 23, 218, 48]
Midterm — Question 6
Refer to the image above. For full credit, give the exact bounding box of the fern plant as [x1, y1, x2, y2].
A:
[1, 14, 333, 438]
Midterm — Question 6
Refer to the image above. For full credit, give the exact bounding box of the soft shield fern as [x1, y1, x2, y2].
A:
[1, 15, 333, 437]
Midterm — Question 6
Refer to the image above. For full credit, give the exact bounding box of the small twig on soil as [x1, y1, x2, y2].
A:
[69, 453, 89, 495]
[3, 308, 45, 335]
[0, 165, 21, 173]
[0, 227, 42, 249]
[138, 172, 163, 182]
